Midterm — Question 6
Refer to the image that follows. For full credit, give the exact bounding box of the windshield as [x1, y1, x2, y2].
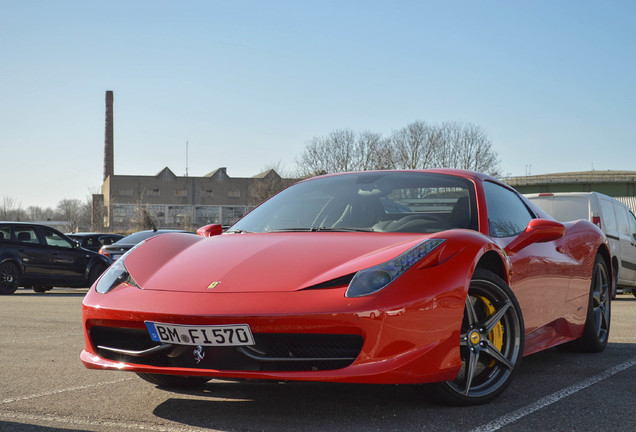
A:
[231, 171, 478, 234]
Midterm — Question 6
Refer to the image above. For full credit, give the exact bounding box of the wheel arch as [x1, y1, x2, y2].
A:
[474, 250, 509, 286]
[85, 258, 110, 281]
[0, 256, 25, 276]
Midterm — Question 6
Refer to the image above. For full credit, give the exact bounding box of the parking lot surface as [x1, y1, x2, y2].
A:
[1, 288, 635, 432]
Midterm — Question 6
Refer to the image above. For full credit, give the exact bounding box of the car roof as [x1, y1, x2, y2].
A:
[305, 168, 500, 185]
[113, 229, 193, 245]
[67, 232, 122, 236]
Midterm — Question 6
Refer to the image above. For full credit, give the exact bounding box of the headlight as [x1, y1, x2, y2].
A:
[345, 239, 445, 298]
[95, 243, 143, 294]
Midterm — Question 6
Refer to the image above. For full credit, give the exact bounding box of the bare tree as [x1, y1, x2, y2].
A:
[389, 121, 439, 169]
[295, 121, 500, 176]
[296, 129, 358, 176]
[26, 205, 56, 222]
[133, 204, 157, 231]
[296, 129, 393, 175]
[433, 122, 500, 176]
[1, 196, 25, 221]
[355, 131, 393, 170]
[56, 199, 85, 232]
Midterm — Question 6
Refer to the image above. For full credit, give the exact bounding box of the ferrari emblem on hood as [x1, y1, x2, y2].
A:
[207, 281, 221, 290]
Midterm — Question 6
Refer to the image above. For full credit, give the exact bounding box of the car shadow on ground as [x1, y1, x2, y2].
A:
[150, 342, 636, 432]
[151, 380, 465, 431]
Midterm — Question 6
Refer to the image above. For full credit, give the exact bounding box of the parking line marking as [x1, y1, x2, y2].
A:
[471, 357, 636, 432]
[0, 411, 219, 432]
[0, 377, 134, 405]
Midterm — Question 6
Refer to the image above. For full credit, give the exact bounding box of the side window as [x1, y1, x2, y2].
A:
[629, 211, 636, 240]
[483, 181, 534, 238]
[0, 226, 11, 241]
[41, 228, 73, 248]
[14, 227, 39, 244]
[614, 205, 630, 237]
[599, 199, 617, 232]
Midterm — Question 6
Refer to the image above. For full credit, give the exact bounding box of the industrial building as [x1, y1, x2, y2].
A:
[92, 91, 294, 230]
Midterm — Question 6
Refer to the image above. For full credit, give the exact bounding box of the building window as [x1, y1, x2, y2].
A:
[202, 189, 214, 197]
[118, 188, 133, 197]
[167, 205, 193, 227]
[195, 206, 220, 225]
[222, 206, 247, 225]
[174, 189, 188, 197]
[112, 205, 136, 224]
[147, 205, 165, 217]
[147, 188, 160, 197]
[227, 190, 241, 198]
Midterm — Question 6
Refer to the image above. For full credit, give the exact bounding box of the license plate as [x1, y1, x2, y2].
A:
[145, 322, 254, 346]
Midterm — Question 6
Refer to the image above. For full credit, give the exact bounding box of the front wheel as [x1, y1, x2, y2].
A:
[0, 262, 20, 295]
[429, 268, 525, 406]
[136, 373, 210, 388]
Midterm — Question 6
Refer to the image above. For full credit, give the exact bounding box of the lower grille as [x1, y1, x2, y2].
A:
[90, 327, 363, 372]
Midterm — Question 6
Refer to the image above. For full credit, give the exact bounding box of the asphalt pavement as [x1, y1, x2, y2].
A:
[1, 288, 635, 432]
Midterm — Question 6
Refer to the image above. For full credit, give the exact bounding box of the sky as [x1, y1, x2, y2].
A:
[1, 0, 635, 209]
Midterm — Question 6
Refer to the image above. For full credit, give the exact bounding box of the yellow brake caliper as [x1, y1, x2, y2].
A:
[476, 295, 504, 366]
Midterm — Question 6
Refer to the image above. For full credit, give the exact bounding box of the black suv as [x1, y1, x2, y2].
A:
[0, 222, 112, 294]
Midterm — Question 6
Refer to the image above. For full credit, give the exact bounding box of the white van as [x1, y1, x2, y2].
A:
[525, 192, 636, 298]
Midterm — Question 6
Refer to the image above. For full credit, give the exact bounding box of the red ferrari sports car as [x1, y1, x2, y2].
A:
[81, 170, 611, 405]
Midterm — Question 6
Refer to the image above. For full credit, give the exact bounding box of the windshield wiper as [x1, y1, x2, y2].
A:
[226, 229, 252, 234]
[269, 228, 313, 232]
[270, 227, 374, 233]
[312, 227, 374, 232]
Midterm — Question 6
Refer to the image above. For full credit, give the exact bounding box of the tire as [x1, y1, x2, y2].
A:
[87, 264, 107, 287]
[428, 268, 525, 406]
[0, 262, 21, 295]
[136, 373, 210, 388]
[565, 255, 611, 353]
[32, 286, 53, 293]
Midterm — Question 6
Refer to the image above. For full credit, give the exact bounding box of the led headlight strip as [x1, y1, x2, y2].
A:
[345, 239, 445, 298]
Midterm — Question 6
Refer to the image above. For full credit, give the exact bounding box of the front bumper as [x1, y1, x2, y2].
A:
[81, 271, 466, 384]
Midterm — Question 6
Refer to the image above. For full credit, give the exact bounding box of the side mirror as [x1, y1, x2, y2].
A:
[504, 219, 565, 255]
[196, 224, 223, 237]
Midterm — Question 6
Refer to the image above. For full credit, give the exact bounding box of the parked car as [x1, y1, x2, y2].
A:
[82, 170, 611, 405]
[99, 229, 193, 261]
[0, 222, 112, 294]
[66, 232, 124, 252]
[526, 192, 636, 298]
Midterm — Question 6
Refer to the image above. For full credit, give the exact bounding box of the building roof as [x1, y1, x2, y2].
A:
[505, 170, 636, 187]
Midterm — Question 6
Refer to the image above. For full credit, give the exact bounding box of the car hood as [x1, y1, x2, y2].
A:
[123, 232, 436, 293]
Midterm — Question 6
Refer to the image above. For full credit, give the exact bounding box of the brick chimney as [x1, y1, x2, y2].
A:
[103, 90, 114, 182]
